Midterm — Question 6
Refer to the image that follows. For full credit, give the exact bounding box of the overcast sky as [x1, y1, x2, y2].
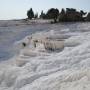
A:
[0, 0, 90, 20]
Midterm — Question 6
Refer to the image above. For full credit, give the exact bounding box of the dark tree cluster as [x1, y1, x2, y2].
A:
[86, 13, 90, 21]
[27, 8, 90, 22]
[39, 8, 59, 23]
[59, 8, 86, 22]
[46, 8, 59, 22]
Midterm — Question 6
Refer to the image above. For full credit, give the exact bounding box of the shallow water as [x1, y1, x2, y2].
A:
[0, 24, 52, 61]
[0, 22, 89, 61]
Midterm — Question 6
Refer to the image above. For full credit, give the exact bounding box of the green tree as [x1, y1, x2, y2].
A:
[86, 12, 90, 21]
[59, 8, 66, 22]
[40, 10, 46, 19]
[80, 10, 86, 17]
[59, 8, 86, 22]
[46, 8, 59, 22]
[27, 8, 34, 20]
[34, 13, 38, 19]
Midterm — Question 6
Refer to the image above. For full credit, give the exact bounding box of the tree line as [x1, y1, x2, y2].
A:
[27, 8, 90, 23]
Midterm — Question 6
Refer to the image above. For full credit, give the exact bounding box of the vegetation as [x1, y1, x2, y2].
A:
[27, 7, 90, 22]
[86, 13, 90, 21]
[27, 8, 34, 20]
[46, 8, 59, 23]
[34, 13, 38, 19]
[59, 8, 86, 22]
[40, 10, 46, 19]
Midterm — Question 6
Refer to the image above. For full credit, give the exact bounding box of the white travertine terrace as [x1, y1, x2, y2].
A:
[1, 22, 90, 90]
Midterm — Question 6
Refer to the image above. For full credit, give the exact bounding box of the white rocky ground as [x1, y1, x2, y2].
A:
[0, 22, 90, 90]
[0, 19, 51, 27]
